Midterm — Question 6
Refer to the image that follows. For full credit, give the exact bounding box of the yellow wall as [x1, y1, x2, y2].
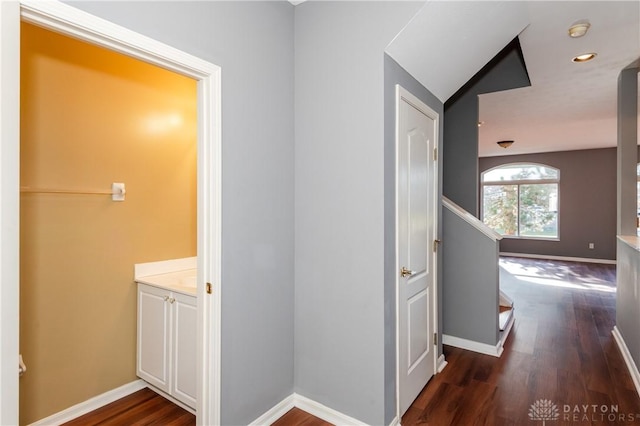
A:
[19, 22, 197, 424]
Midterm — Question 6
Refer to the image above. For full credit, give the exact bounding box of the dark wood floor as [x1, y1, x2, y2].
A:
[62, 387, 195, 426]
[67, 257, 639, 426]
[401, 256, 638, 426]
[278, 257, 639, 426]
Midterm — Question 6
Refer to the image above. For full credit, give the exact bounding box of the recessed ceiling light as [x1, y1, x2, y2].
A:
[568, 21, 591, 38]
[572, 53, 597, 63]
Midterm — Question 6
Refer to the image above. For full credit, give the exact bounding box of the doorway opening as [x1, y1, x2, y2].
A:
[2, 2, 221, 424]
[19, 21, 196, 424]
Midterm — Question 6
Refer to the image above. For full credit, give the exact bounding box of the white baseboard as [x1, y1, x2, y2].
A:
[29, 379, 147, 426]
[251, 392, 373, 426]
[249, 394, 295, 425]
[388, 415, 399, 426]
[612, 326, 640, 398]
[443, 334, 504, 357]
[437, 354, 448, 373]
[500, 252, 616, 265]
[499, 311, 515, 347]
[294, 393, 367, 425]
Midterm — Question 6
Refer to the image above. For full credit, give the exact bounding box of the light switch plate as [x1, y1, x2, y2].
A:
[112, 182, 126, 201]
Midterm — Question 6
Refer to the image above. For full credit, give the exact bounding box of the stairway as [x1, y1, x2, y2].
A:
[499, 290, 514, 332]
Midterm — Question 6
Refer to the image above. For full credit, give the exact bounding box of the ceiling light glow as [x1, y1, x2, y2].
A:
[568, 21, 591, 38]
[572, 52, 597, 63]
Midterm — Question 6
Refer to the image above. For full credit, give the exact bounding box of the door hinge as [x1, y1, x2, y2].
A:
[434, 332, 438, 346]
[433, 147, 438, 161]
[206, 282, 212, 294]
[433, 239, 441, 252]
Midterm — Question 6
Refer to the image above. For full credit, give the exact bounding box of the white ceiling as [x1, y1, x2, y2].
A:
[385, 1, 530, 102]
[296, 1, 639, 158]
[479, 1, 640, 157]
[386, 1, 640, 157]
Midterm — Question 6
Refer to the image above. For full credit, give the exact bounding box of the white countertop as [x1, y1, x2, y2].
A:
[134, 257, 197, 296]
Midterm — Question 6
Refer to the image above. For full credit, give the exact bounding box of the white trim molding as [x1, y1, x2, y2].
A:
[612, 326, 640, 398]
[443, 327, 514, 358]
[0, 1, 21, 423]
[500, 312, 516, 348]
[29, 380, 147, 426]
[251, 393, 371, 426]
[293, 394, 368, 426]
[443, 197, 502, 241]
[500, 252, 616, 265]
[249, 395, 295, 426]
[437, 354, 448, 373]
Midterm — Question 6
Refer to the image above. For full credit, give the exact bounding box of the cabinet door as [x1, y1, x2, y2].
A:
[172, 292, 197, 408]
[137, 284, 171, 393]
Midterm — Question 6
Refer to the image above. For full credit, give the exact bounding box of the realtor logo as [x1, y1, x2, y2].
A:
[529, 399, 560, 425]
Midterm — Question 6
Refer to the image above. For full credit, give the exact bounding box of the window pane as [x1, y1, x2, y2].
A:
[519, 184, 558, 238]
[483, 185, 518, 236]
[483, 164, 559, 182]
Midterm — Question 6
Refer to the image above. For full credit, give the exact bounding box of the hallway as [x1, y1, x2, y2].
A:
[63, 257, 639, 425]
[402, 257, 638, 425]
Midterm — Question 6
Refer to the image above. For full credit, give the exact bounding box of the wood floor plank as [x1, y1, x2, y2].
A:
[63, 388, 159, 426]
[63, 389, 195, 426]
[271, 407, 333, 426]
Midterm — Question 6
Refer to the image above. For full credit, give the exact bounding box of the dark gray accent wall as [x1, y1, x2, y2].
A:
[480, 148, 617, 261]
[384, 54, 443, 426]
[444, 39, 530, 216]
[62, 2, 295, 424]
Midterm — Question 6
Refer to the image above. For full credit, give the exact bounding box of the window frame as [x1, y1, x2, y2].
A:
[481, 162, 560, 240]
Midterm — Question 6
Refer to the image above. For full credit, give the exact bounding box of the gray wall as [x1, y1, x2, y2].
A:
[444, 41, 530, 216]
[62, 2, 295, 424]
[384, 54, 443, 426]
[617, 64, 639, 235]
[615, 63, 639, 386]
[480, 148, 617, 261]
[442, 207, 499, 346]
[294, 3, 421, 425]
[616, 239, 640, 371]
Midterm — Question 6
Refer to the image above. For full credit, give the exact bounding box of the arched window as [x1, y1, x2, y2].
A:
[481, 163, 559, 239]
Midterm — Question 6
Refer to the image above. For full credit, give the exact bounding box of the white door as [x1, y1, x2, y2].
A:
[396, 85, 438, 416]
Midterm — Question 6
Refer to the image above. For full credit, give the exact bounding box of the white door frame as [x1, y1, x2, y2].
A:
[0, 2, 222, 424]
[394, 84, 439, 421]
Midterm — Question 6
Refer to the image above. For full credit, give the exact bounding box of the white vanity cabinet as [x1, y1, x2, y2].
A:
[137, 283, 197, 409]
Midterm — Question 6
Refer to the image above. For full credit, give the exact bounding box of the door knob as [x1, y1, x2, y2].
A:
[400, 267, 415, 278]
